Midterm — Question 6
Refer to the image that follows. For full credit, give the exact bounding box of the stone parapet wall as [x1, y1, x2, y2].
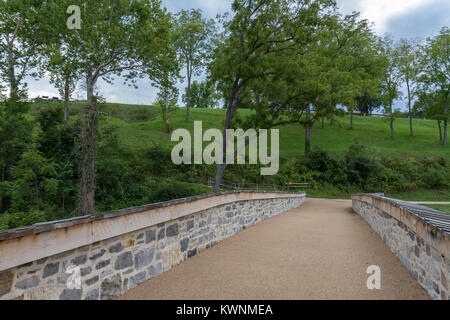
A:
[0, 191, 305, 300]
[352, 194, 449, 300]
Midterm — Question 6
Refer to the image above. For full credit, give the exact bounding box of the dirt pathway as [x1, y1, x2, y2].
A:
[119, 198, 429, 300]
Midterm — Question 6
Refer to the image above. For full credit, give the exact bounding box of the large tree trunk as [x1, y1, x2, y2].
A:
[438, 120, 443, 143]
[213, 79, 240, 193]
[78, 76, 97, 216]
[213, 163, 226, 193]
[64, 76, 70, 121]
[406, 80, 413, 137]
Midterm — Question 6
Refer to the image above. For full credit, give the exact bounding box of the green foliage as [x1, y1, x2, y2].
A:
[356, 91, 383, 114]
[146, 179, 210, 203]
[415, 26, 449, 145]
[278, 143, 449, 194]
[9, 146, 58, 212]
[173, 8, 216, 117]
[0, 0, 46, 97]
[182, 80, 220, 109]
[33, 102, 158, 123]
[0, 97, 33, 213]
[0, 210, 47, 230]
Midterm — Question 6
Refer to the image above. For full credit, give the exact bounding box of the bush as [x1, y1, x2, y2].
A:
[149, 180, 210, 203]
[272, 143, 450, 195]
[345, 144, 381, 190]
[0, 210, 47, 231]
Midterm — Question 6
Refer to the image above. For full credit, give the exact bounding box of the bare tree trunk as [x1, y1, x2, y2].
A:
[390, 104, 394, 139]
[7, 51, 18, 98]
[321, 117, 324, 129]
[406, 80, 413, 136]
[214, 163, 226, 193]
[64, 76, 70, 121]
[213, 79, 240, 193]
[443, 91, 448, 146]
[164, 89, 171, 133]
[390, 118, 394, 139]
[5, 19, 21, 98]
[438, 120, 443, 143]
[78, 76, 97, 216]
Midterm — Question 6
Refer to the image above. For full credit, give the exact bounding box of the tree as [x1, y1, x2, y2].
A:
[210, 0, 336, 192]
[0, 97, 33, 213]
[314, 13, 384, 131]
[397, 38, 419, 136]
[157, 85, 179, 134]
[356, 90, 382, 115]
[0, 0, 45, 98]
[44, 0, 171, 215]
[42, 31, 82, 121]
[414, 89, 446, 143]
[182, 80, 220, 109]
[149, 19, 180, 134]
[417, 27, 449, 145]
[174, 9, 216, 121]
[380, 36, 402, 139]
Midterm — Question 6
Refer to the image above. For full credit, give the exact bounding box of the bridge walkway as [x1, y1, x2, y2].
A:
[119, 198, 429, 300]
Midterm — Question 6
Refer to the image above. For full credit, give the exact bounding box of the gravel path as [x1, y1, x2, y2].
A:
[119, 198, 429, 300]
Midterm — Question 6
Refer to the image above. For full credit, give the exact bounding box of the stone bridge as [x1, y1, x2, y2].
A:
[0, 192, 448, 300]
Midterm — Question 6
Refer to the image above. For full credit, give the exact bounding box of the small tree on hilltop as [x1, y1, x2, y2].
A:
[380, 36, 402, 139]
[174, 9, 216, 121]
[417, 27, 449, 146]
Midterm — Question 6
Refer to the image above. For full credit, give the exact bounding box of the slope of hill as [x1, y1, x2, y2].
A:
[32, 102, 447, 158]
[30, 102, 449, 202]
[92, 104, 448, 158]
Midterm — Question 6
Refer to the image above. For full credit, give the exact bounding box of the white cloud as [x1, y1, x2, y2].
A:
[337, 0, 428, 34]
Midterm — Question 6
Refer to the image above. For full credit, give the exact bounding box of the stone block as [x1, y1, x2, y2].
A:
[114, 252, 133, 270]
[0, 271, 14, 297]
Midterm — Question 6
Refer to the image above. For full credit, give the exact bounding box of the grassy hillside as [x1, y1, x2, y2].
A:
[32, 102, 448, 158]
[91, 104, 448, 159]
[30, 102, 449, 202]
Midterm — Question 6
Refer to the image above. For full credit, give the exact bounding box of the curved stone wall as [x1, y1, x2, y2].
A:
[0, 191, 305, 300]
[352, 194, 450, 300]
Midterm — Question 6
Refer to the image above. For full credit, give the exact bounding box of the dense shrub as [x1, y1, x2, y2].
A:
[147, 179, 210, 203]
[277, 143, 449, 194]
[0, 210, 47, 230]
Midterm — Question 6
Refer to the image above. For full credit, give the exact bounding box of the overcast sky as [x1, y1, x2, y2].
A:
[26, 0, 450, 110]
